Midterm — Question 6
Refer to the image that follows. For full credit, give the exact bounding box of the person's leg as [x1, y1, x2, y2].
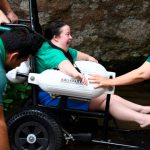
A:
[109, 94, 150, 114]
[89, 95, 150, 128]
[0, 106, 10, 150]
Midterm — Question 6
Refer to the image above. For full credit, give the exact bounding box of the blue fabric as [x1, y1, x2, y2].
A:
[38, 90, 89, 111]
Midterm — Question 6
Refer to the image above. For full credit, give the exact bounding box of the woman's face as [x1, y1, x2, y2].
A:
[56, 25, 72, 50]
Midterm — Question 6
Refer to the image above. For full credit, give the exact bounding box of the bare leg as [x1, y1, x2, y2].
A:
[89, 95, 150, 128]
[110, 94, 150, 114]
[0, 106, 10, 150]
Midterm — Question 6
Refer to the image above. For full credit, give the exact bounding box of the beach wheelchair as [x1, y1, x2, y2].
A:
[1, 0, 149, 149]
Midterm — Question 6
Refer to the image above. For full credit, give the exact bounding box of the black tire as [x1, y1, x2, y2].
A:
[8, 108, 63, 150]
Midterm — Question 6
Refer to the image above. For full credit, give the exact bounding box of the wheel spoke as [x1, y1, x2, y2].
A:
[33, 126, 42, 135]
[28, 144, 36, 150]
[21, 126, 30, 135]
[36, 138, 49, 146]
[18, 138, 27, 146]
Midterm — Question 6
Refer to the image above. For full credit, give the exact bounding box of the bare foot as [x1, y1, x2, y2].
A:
[140, 106, 150, 114]
[139, 114, 150, 128]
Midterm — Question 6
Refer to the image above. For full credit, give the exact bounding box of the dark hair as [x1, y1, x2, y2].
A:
[44, 20, 67, 40]
[1, 27, 45, 58]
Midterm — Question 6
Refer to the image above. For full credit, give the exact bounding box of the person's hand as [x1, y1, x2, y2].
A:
[6, 10, 18, 23]
[88, 75, 108, 88]
[81, 74, 88, 85]
[87, 56, 98, 63]
[0, 9, 10, 24]
[75, 73, 88, 85]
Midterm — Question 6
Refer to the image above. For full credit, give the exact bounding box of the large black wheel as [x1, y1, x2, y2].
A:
[8, 108, 63, 150]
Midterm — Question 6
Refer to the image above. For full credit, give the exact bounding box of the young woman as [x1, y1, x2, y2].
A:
[36, 20, 150, 128]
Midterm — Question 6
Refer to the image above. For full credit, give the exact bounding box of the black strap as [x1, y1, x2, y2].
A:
[49, 41, 73, 110]
[48, 41, 82, 110]
[49, 41, 74, 64]
[49, 41, 81, 73]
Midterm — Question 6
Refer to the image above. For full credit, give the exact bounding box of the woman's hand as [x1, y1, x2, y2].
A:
[75, 73, 88, 85]
[6, 10, 18, 23]
[0, 9, 10, 24]
[0, 9, 18, 24]
[88, 75, 108, 88]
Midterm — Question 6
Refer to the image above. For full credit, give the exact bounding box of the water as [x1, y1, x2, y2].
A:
[66, 80, 150, 150]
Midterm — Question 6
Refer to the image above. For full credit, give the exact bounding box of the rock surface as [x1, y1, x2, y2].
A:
[10, 0, 150, 72]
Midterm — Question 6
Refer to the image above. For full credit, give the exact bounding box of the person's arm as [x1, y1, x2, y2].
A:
[77, 51, 98, 63]
[58, 60, 87, 84]
[0, 0, 12, 13]
[0, 0, 18, 23]
[0, 107, 10, 150]
[89, 61, 150, 88]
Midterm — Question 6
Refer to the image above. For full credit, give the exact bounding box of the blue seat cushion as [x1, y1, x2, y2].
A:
[38, 90, 90, 111]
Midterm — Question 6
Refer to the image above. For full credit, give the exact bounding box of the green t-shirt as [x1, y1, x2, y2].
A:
[0, 38, 7, 106]
[36, 41, 78, 73]
[146, 56, 150, 62]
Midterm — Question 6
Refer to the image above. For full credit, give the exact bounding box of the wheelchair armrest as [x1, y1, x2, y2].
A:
[0, 23, 33, 33]
[0, 25, 11, 34]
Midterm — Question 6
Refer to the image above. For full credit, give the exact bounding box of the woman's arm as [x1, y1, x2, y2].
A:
[89, 61, 150, 88]
[0, 0, 12, 13]
[58, 60, 87, 84]
[77, 51, 98, 63]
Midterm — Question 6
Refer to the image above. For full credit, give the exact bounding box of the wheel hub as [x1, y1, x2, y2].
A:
[27, 134, 36, 144]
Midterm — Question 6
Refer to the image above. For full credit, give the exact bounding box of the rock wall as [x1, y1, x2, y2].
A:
[10, 0, 150, 72]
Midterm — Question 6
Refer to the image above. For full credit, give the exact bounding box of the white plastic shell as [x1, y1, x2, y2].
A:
[6, 60, 30, 83]
[28, 61, 115, 99]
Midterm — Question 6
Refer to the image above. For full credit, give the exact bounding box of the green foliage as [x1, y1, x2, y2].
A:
[3, 82, 32, 117]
